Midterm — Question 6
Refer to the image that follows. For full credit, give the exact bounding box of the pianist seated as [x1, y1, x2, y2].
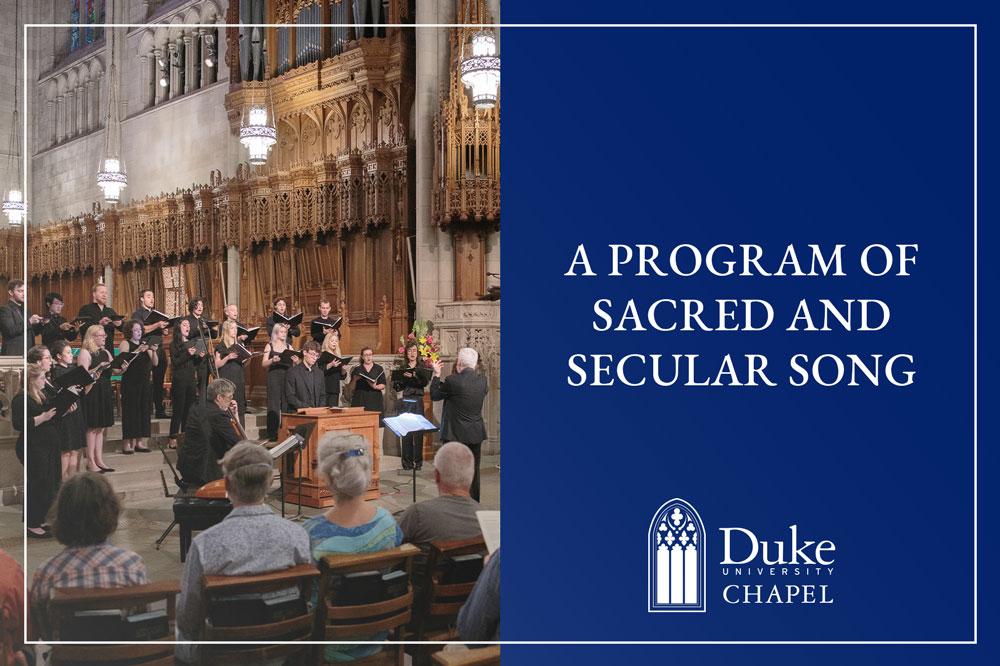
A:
[30, 473, 148, 639]
[177, 378, 242, 487]
[176, 442, 312, 663]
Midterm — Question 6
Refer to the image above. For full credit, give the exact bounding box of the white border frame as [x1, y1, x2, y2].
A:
[19, 21, 977, 647]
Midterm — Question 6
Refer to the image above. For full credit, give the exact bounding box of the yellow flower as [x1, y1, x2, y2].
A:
[418, 336, 427, 344]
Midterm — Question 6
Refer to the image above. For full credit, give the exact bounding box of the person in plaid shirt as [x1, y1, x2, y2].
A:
[30, 473, 147, 639]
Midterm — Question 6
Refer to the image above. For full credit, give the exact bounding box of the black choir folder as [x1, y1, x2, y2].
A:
[236, 323, 261, 344]
[310, 316, 343, 339]
[383, 413, 438, 438]
[223, 342, 259, 362]
[52, 364, 96, 389]
[318, 352, 352, 367]
[273, 311, 304, 328]
[49, 389, 80, 417]
[142, 309, 182, 328]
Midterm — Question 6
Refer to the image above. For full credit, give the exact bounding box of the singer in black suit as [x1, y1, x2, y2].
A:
[184, 296, 213, 397]
[430, 347, 488, 501]
[285, 341, 326, 410]
[134, 288, 170, 418]
[77, 283, 121, 354]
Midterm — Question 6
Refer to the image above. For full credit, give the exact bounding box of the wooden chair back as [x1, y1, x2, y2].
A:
[200, 563, 321, 665]
[413, 536, 488, 641]
[315, 544, 420, 664]
[48, 581, 180, 665]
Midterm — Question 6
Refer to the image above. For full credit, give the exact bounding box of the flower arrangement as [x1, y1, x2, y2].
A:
[398, 320, 440, 367]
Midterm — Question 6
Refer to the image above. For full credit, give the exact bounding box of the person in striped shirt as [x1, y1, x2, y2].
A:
[29, 473, 147, 639]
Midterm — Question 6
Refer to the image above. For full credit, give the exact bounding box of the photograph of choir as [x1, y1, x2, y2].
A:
[0, 0, 501, 662]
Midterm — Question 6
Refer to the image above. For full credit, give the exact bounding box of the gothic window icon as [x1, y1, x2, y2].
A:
[648, 498, 706, 612]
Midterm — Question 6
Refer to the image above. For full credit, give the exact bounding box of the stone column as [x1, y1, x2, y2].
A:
[85, 80, 96, 132]
[227, 246, 241, 307]
[183, 34, 195, 94]
[140, 54, 150, 108]
[103, 266, 114, 303]
[65, 89, 76, 138]
[55, 95, 64, 143]
[47, 100, 56, 147]
[155, 49, 168, 104]
[208, 24, 222, 85]
[76, 85, 86, 136]
[168, 42, 179, 99]
[414, 0, 456, 318]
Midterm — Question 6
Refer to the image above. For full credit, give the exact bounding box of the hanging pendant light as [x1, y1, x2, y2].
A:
[240, 90, 277, 165]
[3, 1, 25, 225]
[98, 25, 127, 203]
[461, 29, 500, 109]
[1, 190, 25, 225]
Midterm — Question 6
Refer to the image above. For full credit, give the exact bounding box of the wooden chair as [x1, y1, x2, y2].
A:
[47, 581, 180, 665]
[408, 537, 489, 665]
[314, 543, 420, 665]
[432, 646, 501, 666]
[200, 563, 321, 665]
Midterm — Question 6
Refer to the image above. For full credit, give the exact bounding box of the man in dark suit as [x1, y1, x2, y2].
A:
[39, 292, 79, 349]
[0, 279, 42, 356]
[430, 347, 488, 501]
[177, 378, 242, 487]
[134, 288, 170, 418]
[285, 341, 325, 410]
[77, 283, 122, 354]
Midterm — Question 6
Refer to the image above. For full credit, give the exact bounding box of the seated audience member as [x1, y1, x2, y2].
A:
[457, 548, 500, 642]
[30, 473, 148, 639]
[398, 442, 481, 572]
[1, 548, 28, 666]
[304, 432, 403, 662]
[177, 378, 242, 487]
[176, 442, 312, 663]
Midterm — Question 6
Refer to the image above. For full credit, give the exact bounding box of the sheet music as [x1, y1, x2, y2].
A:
[476, 511, 500, 554]
[383, 412, 437, 437]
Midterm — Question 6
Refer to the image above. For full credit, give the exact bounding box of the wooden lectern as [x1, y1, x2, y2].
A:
[279, 407, 381, 508]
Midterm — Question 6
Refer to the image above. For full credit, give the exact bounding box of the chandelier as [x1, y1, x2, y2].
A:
[240, 101, 277, 165]
[98, 26, 127, 203]
[459, 5, 500, 110]
[3, 1, 25, 225]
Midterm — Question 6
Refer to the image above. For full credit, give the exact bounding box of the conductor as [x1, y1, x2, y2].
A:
[430, 347, 488, 501]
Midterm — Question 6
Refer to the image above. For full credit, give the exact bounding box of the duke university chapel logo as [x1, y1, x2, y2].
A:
[648, 498, 706, 612]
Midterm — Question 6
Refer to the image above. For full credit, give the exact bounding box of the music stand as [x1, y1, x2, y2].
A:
[383, 413, 438, 503]
[270, 423, 314, 519]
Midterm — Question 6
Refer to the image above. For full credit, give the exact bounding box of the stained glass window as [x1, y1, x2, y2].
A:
[69, 0, 105, 53]
[70, 0, 80, 51]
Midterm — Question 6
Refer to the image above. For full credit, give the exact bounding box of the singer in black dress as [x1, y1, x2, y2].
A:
[392, 342, 432, 470]
[262, 323, 295, 440]
[77, 324, 114, 472]
[119, 320, 157, 453]
[214, 320, 247, 422]
[169, 318, 203, 447]
[349, 347, 386, 416]
[265, 298, 301, 339]
[51, 340, 86, 480]
[25, 365, 61, 537]
[320, 327, 347, 407]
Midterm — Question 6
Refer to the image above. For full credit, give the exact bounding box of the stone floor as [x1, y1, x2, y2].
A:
[24, 453, 500, 582]
[0, 503, 23, 568]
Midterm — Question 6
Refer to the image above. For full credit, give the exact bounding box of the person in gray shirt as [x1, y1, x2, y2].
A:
[398, 442, 482, 566]
[176, 442, 312, 663]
